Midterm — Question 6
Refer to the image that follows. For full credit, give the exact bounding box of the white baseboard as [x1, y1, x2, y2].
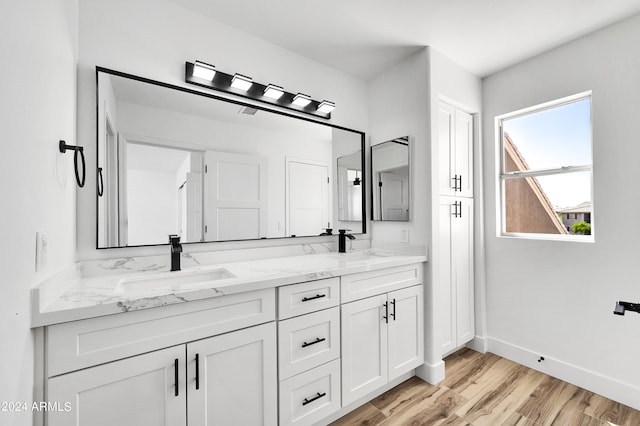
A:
[415, 360, 445, 384]
[487, 337, 640, 411]
[466, 335, 488, 353]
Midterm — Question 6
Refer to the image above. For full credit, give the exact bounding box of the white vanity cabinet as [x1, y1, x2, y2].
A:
[340, 265, 424, 406]
[39, 259, 427, 426]
[45, 289, 277, 426]
[277, 278, 342, 426]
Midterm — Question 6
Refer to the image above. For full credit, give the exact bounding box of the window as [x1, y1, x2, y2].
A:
[497, 92, 592, 239]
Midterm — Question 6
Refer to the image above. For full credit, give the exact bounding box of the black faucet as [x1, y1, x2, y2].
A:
[338, 229, 355, 253]
[169, 234, 182, 271]
[319, 228, 333, 236]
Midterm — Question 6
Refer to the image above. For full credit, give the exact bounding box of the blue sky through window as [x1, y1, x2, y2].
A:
[503, 97, 591, 208]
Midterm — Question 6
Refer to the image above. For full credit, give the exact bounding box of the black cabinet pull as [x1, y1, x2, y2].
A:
[383, 301, 389, 324]
[302, 392, 326, 406]
[301, 337, 326, 348]
[195, 353, 200, 390]
[458, 175, 463, 192]
[174, 358, 179, 397]
[390, 299, 396, 321]
[458, 201, 463, 218]
[452, 202, 458, 218]
[452, 174, 458, 191]
[302, 294, 326, 302]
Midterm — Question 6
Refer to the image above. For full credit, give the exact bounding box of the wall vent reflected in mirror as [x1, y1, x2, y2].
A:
[96, 67, 365, 249]
[371, 136, 410, 221]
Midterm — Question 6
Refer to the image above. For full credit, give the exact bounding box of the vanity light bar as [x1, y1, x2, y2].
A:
[184, 61, 334, 119]
[292, 93, 312, 107]
[263, 84, 285, 100]
[192, 61, 216, 81]
[317, 100, 335, 114]
[231, 73, 253, 91]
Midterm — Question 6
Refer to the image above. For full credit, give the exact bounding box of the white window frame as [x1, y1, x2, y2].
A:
[495, 91, 594, 242]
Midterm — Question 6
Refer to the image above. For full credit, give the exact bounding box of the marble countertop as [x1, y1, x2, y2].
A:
[31, 247, 426, 327]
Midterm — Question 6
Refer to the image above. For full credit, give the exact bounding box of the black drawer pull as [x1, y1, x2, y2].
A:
[301, 337, 326, 348]
[302, 294, 326, 302]
[302, 392, 326, 406]
[195, 353, 200, 390]
[174, 358, 179, 397]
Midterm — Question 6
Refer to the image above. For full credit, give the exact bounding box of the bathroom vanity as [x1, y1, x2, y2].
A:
[32, 249, 425, 425]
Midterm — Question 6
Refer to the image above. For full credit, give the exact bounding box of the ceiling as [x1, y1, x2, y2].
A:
[169, 0, 640, 79]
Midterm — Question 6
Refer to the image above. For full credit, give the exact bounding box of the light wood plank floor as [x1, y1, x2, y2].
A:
[330, 348, 640, 425]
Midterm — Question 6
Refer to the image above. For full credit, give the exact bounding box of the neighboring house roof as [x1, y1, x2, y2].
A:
[504, 133, 568, 234]
[557, 201, 591, 214]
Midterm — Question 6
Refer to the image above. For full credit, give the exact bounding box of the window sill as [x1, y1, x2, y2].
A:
[498, 232, 594, 243]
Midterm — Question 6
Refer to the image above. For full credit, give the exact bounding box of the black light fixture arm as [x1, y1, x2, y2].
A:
[613, 301, 640, 316]
[59, 140, 86, 188]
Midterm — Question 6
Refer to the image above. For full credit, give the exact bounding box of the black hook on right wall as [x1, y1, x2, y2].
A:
[613, 301, 640, 316]
[59, 140, 86, 188]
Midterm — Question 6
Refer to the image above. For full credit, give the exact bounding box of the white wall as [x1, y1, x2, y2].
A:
[483, 13, 640, 409]
[368, 48, 430, 246]
[77, 0, 369, 259]
[0, 1, 78, 425]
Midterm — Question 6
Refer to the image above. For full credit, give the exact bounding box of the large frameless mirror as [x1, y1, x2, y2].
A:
[371, 136, 410, 221]
[96, 68, 365, 248]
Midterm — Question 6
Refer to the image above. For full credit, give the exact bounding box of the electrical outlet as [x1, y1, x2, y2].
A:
[400, 228, 409, 243]
[35, 232, 48, 272]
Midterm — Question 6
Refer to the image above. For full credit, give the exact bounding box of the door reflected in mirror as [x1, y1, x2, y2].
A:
[96, 68, 365, 248]
[371, 137, 410, 221]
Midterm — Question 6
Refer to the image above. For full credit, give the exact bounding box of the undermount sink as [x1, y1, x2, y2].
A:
[325, 251, 380, 261]
[115, 268, 235, 294]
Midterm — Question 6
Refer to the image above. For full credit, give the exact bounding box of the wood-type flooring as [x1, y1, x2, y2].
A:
[330, 348, 640, 425]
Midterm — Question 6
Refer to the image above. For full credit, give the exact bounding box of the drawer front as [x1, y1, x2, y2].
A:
[341, 263, 423, 303]
[278, 307, 340, 380]
[278, 278, 340, 320]
[279, 359, 341, 426]
[47, 288, 275, 377]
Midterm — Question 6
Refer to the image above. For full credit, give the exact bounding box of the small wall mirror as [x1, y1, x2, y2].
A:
[371, 136, 410, 221]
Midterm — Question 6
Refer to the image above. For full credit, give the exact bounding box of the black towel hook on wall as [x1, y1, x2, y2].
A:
[97, 167, 104, 197]
[59, 140, 86, 188]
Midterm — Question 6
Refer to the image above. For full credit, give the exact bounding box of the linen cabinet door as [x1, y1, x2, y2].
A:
[47, 345, 186, 426]
[387, 285, 424, 381]
[341, 294, 388, 406]
[186, 322, 277, 426]
[453, 197, 475, 345]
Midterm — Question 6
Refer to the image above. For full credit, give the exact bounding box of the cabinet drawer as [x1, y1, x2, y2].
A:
[278, 278, 339, 319]
[279, 359, 341, 426]
[341, 264, 423, 303]
[278, 307, 340, 380]
[47, 288, 275, 377]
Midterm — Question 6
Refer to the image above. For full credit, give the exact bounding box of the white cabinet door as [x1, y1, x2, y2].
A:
[454, 109, 474, 197]
[286, 158, 329, 237]
[388, 285, 424, 381]
[439, 196, 475, 355]
[453, 198, 475, 345]
[439, 197, 456, 354]
[438, 101, 473, 198]
[187, 322, 277, 426]
[47, 345, 186, 426]
[438, 102, 456, 197]
[204, 151, 268, 241]
[341, 294, 388, 406]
